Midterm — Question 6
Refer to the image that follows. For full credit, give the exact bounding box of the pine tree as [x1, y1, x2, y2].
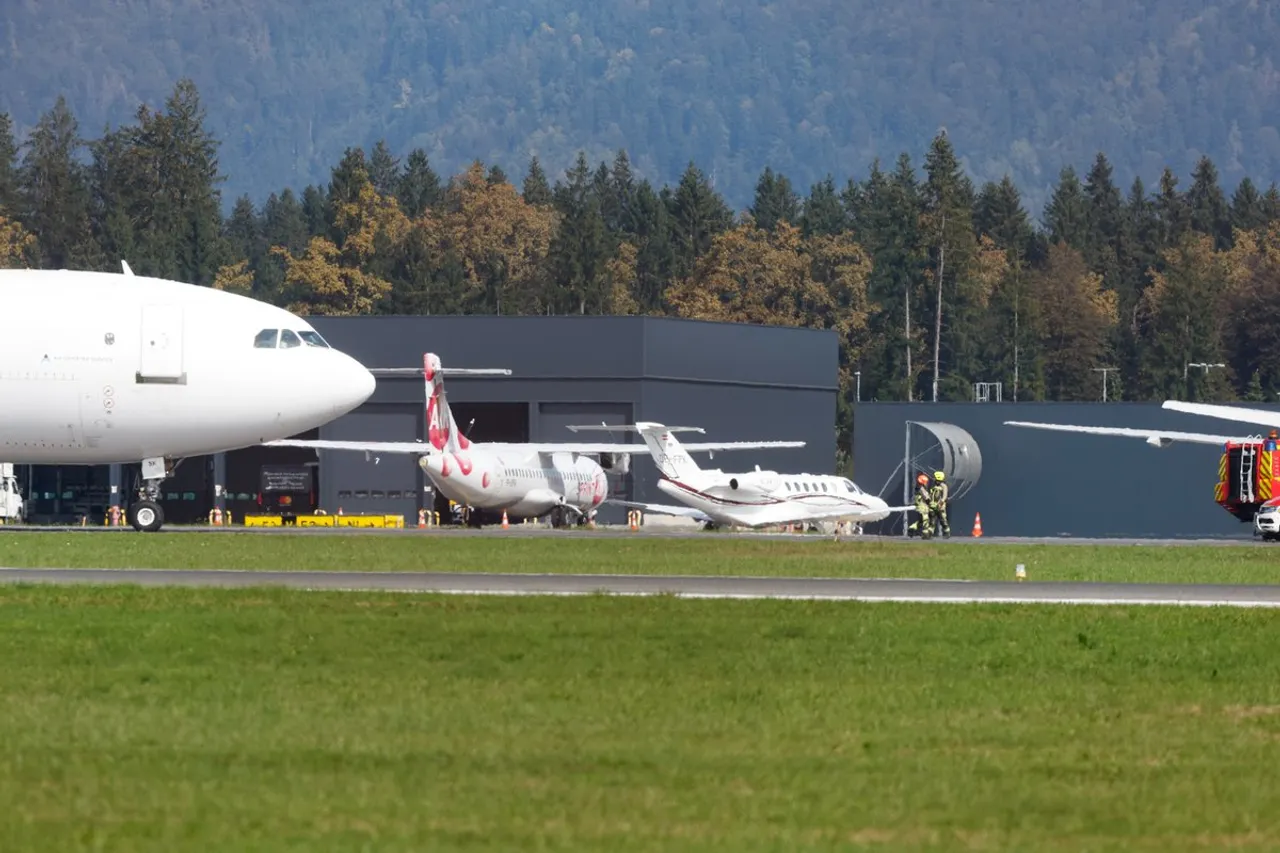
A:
[667, 162, 732, 280]
[1187, 155, 1231, 250]
[922, 130, 977, 401]
[0, 113, 18, 215]
[800, 175, 846, 237]
[368, 140, 401, 199]
[749, 166, 799, 231]
[547, 152, 609, 313]
[486, 164, 508, 185]
[301, 185, 328, 237]
[521, 156, 553, 207]
[974, 175, 1034, 260]
[18, 95, 92, 270]
[1154, 167, 1190, 251]
[1043, 166, 1090, 250]
[1083, 152, 1123, 283]
[397, 149, 442, 217]
[1230, 177, 1266, 234]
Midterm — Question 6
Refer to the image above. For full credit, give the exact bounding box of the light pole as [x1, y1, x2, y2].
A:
[1092, 367, 1117, 402]
[855, 371, 861, 403]
[1185, 362, 1226, 401]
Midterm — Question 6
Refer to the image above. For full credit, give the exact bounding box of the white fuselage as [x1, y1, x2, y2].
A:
[0, 269, 376, 464]
[419, 446, 607, 518]
[658, 469, 891, 528]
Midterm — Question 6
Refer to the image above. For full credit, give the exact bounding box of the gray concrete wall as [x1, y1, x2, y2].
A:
[852, 402, 1280, 539]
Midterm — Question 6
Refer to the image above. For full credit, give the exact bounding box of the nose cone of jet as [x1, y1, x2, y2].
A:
[331, 355, 376, 416]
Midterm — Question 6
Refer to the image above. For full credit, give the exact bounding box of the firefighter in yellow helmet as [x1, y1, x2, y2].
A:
[907, 472, 934, 538]
[929, 470, 950, 537]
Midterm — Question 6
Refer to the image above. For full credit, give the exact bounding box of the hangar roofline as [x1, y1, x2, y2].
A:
[301, 313, 838, 337]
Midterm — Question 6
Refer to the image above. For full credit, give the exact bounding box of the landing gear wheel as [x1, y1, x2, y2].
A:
[128, 500, 164, 533]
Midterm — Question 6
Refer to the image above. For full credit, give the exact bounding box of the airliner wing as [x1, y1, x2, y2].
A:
[1163, 401, 1280, 430]
[483, 440, 806, 454]
[263, 439, 433, 454]
[1004, 421, 1254, 447]
[262, 439, 804, 456]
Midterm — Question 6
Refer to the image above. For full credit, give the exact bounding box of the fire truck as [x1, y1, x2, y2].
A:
[1215, 434, 1280, 526]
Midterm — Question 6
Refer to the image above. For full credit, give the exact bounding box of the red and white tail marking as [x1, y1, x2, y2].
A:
[423, 352, 472, 473]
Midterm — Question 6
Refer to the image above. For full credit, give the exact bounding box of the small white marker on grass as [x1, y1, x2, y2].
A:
[1015, 563, 1026, 582]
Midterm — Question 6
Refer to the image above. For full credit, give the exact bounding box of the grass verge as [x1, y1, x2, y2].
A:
[0, 531, 1279, 585]
[2, 586, 1280, 851]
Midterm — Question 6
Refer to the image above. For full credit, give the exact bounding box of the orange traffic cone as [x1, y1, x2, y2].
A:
[972, 512, 983, 537]
[501, 510, 509, 529]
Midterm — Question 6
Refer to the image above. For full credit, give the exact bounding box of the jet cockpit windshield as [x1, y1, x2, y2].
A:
[253, 328, 332, 349]
[298, 330, 330, 348]
[841, 478, 865, 494]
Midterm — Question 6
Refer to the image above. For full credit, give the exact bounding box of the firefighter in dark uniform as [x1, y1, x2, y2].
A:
[907, 473, 934, 538]
[929, 470, 950, 537]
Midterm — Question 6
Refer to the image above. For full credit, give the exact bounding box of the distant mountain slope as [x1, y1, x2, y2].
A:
[3, 0, 1277, 213]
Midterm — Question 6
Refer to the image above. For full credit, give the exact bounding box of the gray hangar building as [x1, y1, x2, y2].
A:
[852, 401, 1280, 540]
[16, 316, 839, 526]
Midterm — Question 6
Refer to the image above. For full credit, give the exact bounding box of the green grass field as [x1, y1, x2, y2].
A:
[0, 531, 1278, 585]
[3, 586, 1280, 851]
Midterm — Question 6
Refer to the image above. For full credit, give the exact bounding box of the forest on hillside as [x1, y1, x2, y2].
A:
[4, 80, 1280, 462]
[2, 0, 1279, 214]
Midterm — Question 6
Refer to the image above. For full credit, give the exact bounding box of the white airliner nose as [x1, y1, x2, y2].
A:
[330, 355, 376, 415]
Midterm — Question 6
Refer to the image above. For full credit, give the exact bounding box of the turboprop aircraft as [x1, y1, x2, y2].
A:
[0, 264, 376, 532]
[264, 353, 807, 527]
[587, 421, 911, 530]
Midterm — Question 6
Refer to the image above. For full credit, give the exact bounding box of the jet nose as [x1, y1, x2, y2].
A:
[331, 354, 376, 415]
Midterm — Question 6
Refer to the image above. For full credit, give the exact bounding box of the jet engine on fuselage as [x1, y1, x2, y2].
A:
[726, 470, 780, 492]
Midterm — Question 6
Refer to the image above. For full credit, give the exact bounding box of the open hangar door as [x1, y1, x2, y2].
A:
[225, 429, 320, 520]
[537, 402, 635, 525]
[433, 402, 529, 525]
[864, 420, 983, 536]
[317, 405, 423, 521]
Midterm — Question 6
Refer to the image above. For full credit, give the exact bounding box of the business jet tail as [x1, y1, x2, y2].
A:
[633, 422, 705, 481]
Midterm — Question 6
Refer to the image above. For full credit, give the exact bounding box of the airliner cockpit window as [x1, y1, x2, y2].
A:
[279, 329, 302, 349]
[298, 330, 330, 348]
[842, 479, 863, 494]
[254, 329, 279, 348]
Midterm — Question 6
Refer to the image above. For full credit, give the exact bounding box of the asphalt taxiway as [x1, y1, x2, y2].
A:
[2, 567, 1279, 606]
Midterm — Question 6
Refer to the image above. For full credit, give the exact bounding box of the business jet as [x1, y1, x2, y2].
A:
[0, 264, 376, 532]
[588, 421, 911, 530]
[264, 353, 807, 527]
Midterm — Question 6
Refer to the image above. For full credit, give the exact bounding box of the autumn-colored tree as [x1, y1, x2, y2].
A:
[212, 259, 255, 297]
[427, 162, 556, 314]
[271, 237, 392, 315]
[603, 241, 640, 315]
[270, 164, 403, 315]
[1034, 242, 1118, 400]
[1221, 223, 1280, 394]
[0, 214, 36, 268]
[663, 221, 871, 433]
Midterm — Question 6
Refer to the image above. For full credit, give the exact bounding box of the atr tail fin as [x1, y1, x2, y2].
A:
[425, 353, 468, 453]
[635, 422, 703, 481]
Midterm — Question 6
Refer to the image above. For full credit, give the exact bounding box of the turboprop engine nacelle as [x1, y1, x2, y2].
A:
[726, 470, 780, 492]
[599, 452, 631, 475]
